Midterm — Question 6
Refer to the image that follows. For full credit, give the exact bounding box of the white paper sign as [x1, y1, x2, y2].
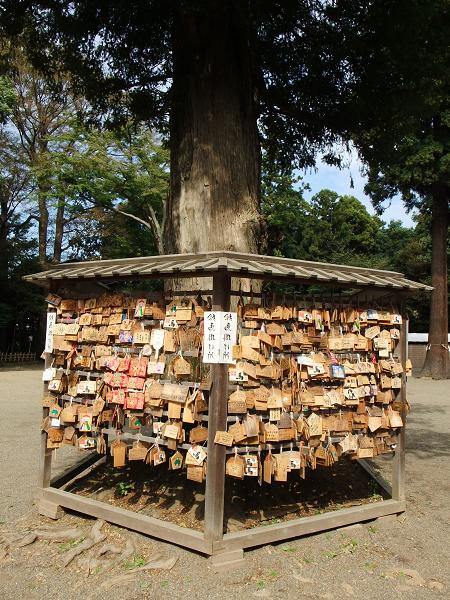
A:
[203, 311, 237, 364]
[44, 312, 57, 353]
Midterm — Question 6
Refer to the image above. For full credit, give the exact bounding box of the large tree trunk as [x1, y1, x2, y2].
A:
[165, 1, 263, 271]
[421, 188, 449, 379]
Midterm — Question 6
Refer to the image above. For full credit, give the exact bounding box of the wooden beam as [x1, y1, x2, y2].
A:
[357, 459, 392, 496]
[392, 308, 407, 502]
[42, 488, 212, 554]
[40, 320, 54, 491]
[219, 499, 405, 552]
[204, 272, 231, 543]
[50, 454, 106, 490]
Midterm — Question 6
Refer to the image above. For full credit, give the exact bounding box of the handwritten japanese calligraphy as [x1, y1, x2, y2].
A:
[44, 311, 57, 353]
[202, 311, 237, 363]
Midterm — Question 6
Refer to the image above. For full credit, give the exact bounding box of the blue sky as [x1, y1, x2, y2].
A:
[300, 154, 417, 227]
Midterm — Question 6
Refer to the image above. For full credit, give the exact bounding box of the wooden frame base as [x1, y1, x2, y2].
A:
[38, 456, 404, 557]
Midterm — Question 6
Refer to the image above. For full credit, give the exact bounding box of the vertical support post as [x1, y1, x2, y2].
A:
[392, 301, 407, 502]
[204, 271, 231, 548]
[38, 305, 65, 519]
[41, 309, 55, 490]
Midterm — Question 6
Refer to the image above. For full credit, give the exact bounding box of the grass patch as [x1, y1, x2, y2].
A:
[281, 546, 296, 553]
[342, 539, 358, 554]
[58, 537, 85, 553]
[124, 554, 146, 569]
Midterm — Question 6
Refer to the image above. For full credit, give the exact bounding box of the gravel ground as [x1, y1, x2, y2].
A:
[0, 368, 449, 600]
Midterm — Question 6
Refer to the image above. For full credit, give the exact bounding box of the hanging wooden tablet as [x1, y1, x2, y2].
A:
[170, 450, 184, 470]
[228, 388, 247, 414]
[263, 452, 276, 483]
[111, 439, 127, 467]
[226, 454, 245, 479]
[214, 431, 234, 446]
[189, 424, 208, 443]
[187, 465, 204, 482]
[227, 419, 245, 443]
[243, 454, 259, 477]
[168, 400, 182, 419]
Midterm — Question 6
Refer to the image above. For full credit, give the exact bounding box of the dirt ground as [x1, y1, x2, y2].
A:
[0, 367, 449, 600]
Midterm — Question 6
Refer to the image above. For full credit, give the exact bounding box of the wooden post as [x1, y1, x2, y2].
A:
[38, 306, 63, 519]
[204, 271, 231, 547]
[392, 304, 407, 502]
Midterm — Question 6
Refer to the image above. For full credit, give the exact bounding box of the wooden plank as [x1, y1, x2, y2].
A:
[219, 499, 405, 552]
[42, 488, 212, 554]
[204, 272, 230, 543]
[357, 459, 392, 496]
[40, 317, 54, 491]
[50, 454, 106, 490]
[392, 310, 407, 501]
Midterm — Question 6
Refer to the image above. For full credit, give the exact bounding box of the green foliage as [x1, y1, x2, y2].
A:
[115, 481, 133, 497]
[0, 75, 15, 122]
[262, 173, 433, 330]
[49, 121, 169, 258]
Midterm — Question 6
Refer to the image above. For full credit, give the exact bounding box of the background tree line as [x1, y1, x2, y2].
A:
[0, 1, 448, 377]
[0, 52, 436, 353]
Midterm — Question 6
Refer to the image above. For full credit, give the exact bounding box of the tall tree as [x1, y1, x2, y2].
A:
[4, 48, 77, 266]
[49, 122, 169, 254]
[0, 1, 345, 261]
[336, 1, 450, 378]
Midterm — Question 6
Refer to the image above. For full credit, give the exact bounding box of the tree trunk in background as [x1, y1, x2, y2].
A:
[37, 181, 49, 268]
[421, 188, 449, 379]
[0, 199, 8, 287]
[52, 197, 65, 263]
[165, 1, 263, 282]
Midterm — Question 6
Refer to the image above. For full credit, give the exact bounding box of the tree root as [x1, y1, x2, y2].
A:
[62, 520, 106, 567]
[99, 552, 178, 588]
[78, 533, 137, 574]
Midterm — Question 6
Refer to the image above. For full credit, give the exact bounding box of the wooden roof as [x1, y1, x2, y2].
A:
[23, 251, 431, 292]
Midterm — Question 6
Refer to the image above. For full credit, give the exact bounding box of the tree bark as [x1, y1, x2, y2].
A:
[0, 199, 9, 285]
[421, 188, 449, 379]
[37, 180, 49, 268]
[165, 1, 263, 272]
[52, 197, 65, 263]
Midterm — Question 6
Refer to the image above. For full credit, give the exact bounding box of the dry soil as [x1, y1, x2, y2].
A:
[0, 367, 449, 600]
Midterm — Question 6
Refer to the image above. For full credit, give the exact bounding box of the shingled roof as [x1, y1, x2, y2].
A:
[23, 250, 431, 292]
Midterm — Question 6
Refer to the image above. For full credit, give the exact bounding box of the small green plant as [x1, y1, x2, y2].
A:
[323, 550, 338, 559]
[368, 525, 377, 534]
[124, 554, 146, 569]
[365, 561, 377, 570]
[268, 570, 278, 579]
[116, 481, 133, 496]
[257, 580, 265, 589]
[368, 480, 382, 499]
[303, 556, 312, 564]
[58, 537, 85, 553]
[281, 545, 296, 552]
[161, 580, 169, 588]
[342, 539, 358, 554]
